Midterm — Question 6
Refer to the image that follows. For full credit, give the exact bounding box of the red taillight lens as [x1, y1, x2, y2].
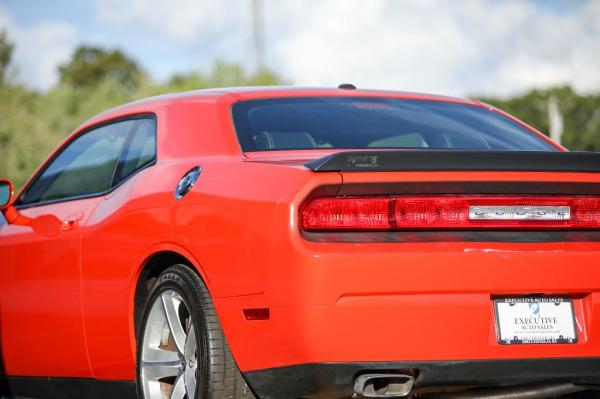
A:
[301, 197, 392, 230]
[300, 196, 600, 231]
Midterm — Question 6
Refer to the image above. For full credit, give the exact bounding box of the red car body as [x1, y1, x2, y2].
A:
[1, 87, 600, 399]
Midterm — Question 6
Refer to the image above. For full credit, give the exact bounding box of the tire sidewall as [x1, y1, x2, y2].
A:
[136, 266, 206, 399]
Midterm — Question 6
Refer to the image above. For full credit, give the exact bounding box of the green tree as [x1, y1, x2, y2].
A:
[0, 31, 39, 186]
[58, 46, 147, 91]
[479, 87, 600, 151]
[0, 29, 14, 86]
[51, 46, 152, 131]
[164, 60, 284, 93]
[0, 41, 285, 188]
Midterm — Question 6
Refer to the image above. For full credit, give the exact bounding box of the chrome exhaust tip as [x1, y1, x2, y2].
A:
[354, 373, 415, 398]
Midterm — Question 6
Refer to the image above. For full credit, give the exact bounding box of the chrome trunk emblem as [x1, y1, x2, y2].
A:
[469, 205, 570, 221]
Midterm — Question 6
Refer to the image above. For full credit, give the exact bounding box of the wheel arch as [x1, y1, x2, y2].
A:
[130, 244, 211, 352]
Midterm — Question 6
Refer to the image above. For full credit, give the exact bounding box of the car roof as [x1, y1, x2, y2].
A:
[143, 85, 474, 103]
[74, 86, 481, 142]
[89, 86, 477, 119]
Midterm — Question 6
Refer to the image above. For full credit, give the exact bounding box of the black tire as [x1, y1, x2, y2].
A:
[136, 264, 255, 399]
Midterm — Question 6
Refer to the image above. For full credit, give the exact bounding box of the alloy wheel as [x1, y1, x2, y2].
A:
[140, 289, 199, 399]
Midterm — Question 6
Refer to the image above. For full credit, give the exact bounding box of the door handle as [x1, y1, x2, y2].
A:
[61, 212, 84, 231]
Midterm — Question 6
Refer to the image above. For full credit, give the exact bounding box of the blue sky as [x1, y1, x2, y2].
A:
[1, 0, 599, 97]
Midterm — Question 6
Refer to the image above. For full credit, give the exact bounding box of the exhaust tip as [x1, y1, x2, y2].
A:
[354, 374, 415, 398]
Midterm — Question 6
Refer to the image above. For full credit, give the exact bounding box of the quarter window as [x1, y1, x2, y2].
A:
[18, 116, 156, 206]
[113, 118, 157, 187]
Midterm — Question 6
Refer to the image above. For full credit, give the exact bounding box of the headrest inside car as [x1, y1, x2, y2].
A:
[254, 131, 318, 150]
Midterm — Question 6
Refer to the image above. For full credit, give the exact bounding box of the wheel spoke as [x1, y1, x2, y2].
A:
[184, 324, 198, 399]
[141, 361, 181, 380]
[184, 325, 196, 361]
[143, 347, 180, 363]
[171, 374, 186, 399]
[161, 292, 187, 355]
[185, 367, 196, 399]
[141, 348, 181, 380]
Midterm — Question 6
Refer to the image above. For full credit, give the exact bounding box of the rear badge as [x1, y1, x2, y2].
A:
[469, 205, 570, 221]
[175, 166, 202, 200]
[346, 155, 379, 169]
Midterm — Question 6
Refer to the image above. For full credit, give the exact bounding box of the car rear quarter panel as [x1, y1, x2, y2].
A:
[78, 95, 252, 379]
[78, 94, 342, 379]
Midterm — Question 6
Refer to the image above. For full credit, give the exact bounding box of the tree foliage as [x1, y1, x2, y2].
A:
[1, 32, 599, 190]
[0, 39, 284, 188]
[58, 46, 147, 91]
[0, 29, 14, 85]
[479, 87, 600, 151]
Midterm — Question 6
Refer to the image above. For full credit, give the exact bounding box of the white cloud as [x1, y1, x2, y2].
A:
[93, 0, 600, 97]
[4, 0, 600, 96]
[267, 0, 600, 97]
[95, 0, 247, 43]
[0, 6, 77, 91]
[95, 0, 257, 72]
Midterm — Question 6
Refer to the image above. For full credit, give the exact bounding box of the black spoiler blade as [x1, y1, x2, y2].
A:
[304, 150, 600, 173]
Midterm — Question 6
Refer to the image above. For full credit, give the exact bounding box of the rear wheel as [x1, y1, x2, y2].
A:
[137, 265, 255, 399]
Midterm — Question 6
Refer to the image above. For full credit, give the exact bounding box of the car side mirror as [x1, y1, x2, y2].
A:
[0, 178, 62, 236]
[0, 178, 14, 210]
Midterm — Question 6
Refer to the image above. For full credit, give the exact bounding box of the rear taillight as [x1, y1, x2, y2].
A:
[300, 196, 600, 231]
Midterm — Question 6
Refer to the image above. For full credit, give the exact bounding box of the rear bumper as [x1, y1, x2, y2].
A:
[244, 358, 600, 399]
[217, 289, 600, 372]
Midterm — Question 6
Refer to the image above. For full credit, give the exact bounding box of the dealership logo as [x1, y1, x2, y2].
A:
[528, 302, 540, 317]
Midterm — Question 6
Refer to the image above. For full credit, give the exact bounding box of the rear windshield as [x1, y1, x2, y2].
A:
[232, 97, 558, 152]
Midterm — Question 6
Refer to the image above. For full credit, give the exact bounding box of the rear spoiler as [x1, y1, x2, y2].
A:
[304, 150, 600, 173]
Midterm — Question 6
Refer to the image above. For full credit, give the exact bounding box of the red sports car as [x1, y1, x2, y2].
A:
[1, 86, 600, 399]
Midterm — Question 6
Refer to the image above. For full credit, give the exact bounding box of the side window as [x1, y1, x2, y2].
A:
[112, 118, 157, 187]
[19, 120, 134, 205]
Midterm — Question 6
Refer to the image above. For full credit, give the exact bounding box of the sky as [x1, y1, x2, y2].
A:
[0, 0, 599, 97]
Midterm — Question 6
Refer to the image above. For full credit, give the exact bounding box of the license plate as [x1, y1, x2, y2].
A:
[494, 297, 577, 345]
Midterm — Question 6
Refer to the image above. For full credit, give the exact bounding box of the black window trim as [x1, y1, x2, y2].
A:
[15, 113, 158, 210]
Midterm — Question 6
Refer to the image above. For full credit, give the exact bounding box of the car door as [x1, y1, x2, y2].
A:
[79, 117, 158, 378]
[0, 118, 135, 377]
